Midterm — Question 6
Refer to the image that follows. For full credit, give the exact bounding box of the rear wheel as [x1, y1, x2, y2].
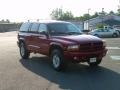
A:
[88, 59, 102, 67]
[19, 42, 30, 59]
[112, 33, 118, 38]
[50, 49, 67, 71]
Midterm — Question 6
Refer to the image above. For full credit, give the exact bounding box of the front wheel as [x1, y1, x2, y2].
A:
[88, 59, 102, 67]
[50, 49, 67, 71]
[19, 42, 30, 59]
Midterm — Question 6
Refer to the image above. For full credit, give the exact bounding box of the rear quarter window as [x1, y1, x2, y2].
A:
[20, 23, 31, 32]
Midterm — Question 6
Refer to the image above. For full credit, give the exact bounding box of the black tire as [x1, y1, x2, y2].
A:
[19, 42, 30, 59]
[50, 49, 67, 71]
[112, 33, 118, 38]
[88, 59, 102, 67]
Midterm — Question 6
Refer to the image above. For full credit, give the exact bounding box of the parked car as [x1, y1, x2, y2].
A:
[89, 28, 119, 38]
[114, 28, 120, 35]
[17, 20, 107, 71]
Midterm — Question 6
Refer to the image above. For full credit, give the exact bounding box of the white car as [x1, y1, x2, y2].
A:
[114, 29, 120, 35]
[89, 29, 119, 38]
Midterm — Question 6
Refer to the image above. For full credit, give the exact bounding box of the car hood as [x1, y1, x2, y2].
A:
[52, 35, 102, 44]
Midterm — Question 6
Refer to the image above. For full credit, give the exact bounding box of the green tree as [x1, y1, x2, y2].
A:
[91, 12, 99, 18]
[96, 23, 104, 29]
[117, 8, 120, 16]
[109, 11, 114, 14]
[1, 19, 5, 23]
[50, 8, 74, 20]
[99, 11, 107, 16]
[60, 11, 73, 20]
[80, 14, 91, 21]
[50, 8, 63, 20]
[6, 19, 10, 23]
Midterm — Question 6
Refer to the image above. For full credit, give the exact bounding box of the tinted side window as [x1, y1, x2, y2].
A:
[20, 23, 31, 32]
[103, 29, 109, 32]
[38, 24, 47, 33]
[107, 29, 111, 32]
[96, 30, 101, 32]
[96, 30, 100, 32]
[99, 30, 102, 32]
[30, 23, 39, 32]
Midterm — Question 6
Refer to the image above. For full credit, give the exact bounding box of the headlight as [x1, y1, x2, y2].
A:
[67, 45, 79, 51]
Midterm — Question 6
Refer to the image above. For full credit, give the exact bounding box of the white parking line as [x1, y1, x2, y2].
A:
[110, 56, 120, 60]
[107, 47, 120, 50]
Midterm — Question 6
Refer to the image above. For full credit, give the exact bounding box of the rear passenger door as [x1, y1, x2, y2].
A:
[107, 29, 113, 37]
[19, 22, 32, 48]
[103, 29, 111, 37]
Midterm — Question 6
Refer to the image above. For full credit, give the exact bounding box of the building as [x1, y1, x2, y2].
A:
[84, 14, 120, 30]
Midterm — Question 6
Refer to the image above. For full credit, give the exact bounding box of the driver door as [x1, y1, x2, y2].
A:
[36, 24, 50, 55]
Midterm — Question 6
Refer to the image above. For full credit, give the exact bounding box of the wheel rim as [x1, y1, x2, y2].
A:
[20, 44, 25, 57]
[52, 54, 60, 68]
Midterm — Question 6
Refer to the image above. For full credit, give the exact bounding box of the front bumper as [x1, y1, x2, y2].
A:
[64, 49, 108, 62]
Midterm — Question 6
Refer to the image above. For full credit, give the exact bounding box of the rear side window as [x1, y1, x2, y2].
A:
[30, 23, 39, 32]
[20, 23, 31, 32]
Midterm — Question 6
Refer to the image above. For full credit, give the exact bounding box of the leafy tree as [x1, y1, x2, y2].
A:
[74, 16, 81, 21]
[109, 11, 114, 14]
[82, 14, 90, 20]
[91, 12, 99, 18]
[74, 14, 91, 21]
[60, 11, 73, 20]
[50, 8, 73, 20]
[96, 23, 104, 29]
[50, 8, 63, 20]
[6, 19, 10, 23]
[50, 8, 117, 21]
[1, 19, 5, 23]
[117, 9, 120, 16]
[99, 11, 107, 16]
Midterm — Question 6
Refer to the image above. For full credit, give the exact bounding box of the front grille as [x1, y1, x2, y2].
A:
[79, 42, 103, 52]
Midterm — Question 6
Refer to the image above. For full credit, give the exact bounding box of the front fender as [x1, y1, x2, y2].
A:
[50, 42, 64, 49]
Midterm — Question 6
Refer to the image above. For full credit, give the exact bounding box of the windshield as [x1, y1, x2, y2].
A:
[47, 23, 82, 36]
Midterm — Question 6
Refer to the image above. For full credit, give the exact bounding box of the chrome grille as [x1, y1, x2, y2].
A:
[79, 42, 103, 52]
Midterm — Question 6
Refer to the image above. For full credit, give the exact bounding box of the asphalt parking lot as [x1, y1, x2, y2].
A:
[0, 31, 120, 90]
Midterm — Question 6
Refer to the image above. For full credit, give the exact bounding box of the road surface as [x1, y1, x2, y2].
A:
[0, 31, 120, 90]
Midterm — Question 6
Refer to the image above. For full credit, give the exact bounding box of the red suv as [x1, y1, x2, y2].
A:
[17, 20, 107, 71]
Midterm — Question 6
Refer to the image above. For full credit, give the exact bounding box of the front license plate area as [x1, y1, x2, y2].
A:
[90, 57, 96, 63]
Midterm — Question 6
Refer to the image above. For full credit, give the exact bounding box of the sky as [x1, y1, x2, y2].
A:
[0, 0, 119, 22]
